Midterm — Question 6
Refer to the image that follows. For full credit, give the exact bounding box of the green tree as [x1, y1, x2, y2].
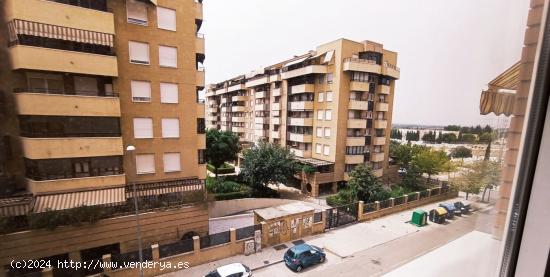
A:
[205, 129, 240, 178]
[451, 161, 486, 199]
[422, 131, 437, 143]
[412, 149, 449, 182]
[478, 132, 494, 144]
[390, 128, 403, 140]
[390, 143, 427, 170]
[240, 142, 300, 191]
[450, 146, 473, 160]
[461, 133, 477, 144]
[481, 160, 502, 202]
[348, 164, 383, 202]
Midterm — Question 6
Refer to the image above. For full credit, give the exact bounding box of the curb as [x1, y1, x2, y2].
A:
[251, 259, 284, 271]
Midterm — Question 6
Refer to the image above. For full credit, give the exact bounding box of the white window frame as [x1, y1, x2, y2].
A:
[161, 118, 180, 138]
[156, 6, 176, 31]
[325, 110, 332, 121]
[163, 152, 181, 173]
[131, 80, 151, 102]
[160, 82, 179, 103]
[136, 154, 155, 174]
[315, 143, 322, 154]
[129, 41, 150, 65]
[159, 45, 178, 68]
[326, 91, 333, 102]
[317, 110, 324, 120]
[133, 118, 153, 138]
[323, 145, 330, 156]
[316, 127, 323, 137]
[318, 92, 324, 102]
[324, 127, 331, 137]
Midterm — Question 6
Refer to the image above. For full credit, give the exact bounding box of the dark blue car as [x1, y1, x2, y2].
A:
[284, 244, 326, 272]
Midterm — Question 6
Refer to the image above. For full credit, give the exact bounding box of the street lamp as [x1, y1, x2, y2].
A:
[126, 145, 144, 277]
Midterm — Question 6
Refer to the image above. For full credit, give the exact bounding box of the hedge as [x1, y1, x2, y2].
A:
[207, 163, 236, 174]
[213, 190, 252, 201]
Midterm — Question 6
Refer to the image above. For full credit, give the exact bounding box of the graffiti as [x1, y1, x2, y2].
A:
[280, 220, 288, 235]
[268, 221, 280, 237]
[290, 218, 300, 234]
[303, 216, 313, 229]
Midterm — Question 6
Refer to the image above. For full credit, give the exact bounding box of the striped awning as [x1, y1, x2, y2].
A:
[127, 178, 204, 198]
[480, 90, 516, 116]
[0, 196, 33, 217]
[34, 187, 126, 213]
[7, 19, 114, 47]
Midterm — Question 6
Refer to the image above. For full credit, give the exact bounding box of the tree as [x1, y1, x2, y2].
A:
[422, 131, 437, 143]
[437, 133, 457, 144]
[412, 149, 449, 182]
[461, 133, 477, 144]
[481, 160, 502, 202]
[390, 128, 403, 140]
[390, 143, 427, 170]
[240, 142, 300, 191]
[451, 161, 486, 199]
[450, 146, 473, 160]
[205, 129, 240, 178]
[347, 164, 383, 202]
[478, 132, 494, 144]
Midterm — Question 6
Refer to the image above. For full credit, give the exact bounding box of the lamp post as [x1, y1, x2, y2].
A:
[126, 145, 144, 277]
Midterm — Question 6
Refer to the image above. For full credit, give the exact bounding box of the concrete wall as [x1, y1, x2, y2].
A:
[208, 198, 297, 218]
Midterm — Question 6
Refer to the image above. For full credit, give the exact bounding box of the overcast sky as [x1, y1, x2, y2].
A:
[202, 0, 529, 126]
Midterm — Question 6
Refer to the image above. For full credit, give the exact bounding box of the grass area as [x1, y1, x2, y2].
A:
[206, 176, 280, 200]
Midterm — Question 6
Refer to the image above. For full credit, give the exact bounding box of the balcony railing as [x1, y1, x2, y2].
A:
[14, 87, 118, 97]
[49, 0, 108, 12]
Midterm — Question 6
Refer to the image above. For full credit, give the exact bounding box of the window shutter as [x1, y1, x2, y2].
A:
[326, 91, 333, 102]
[317, 110, 324, 120]
[324, 127, 331, 137]
[133, 118, 153, 138]
[163, 153, 181, 172]
[159, 46, 177, 68]
[316, 143, 322, 154]
[161, 118, 179, 138]
[316, 127, 323, 137]
[131, 80, 151, 102]
[127, 0, 148, 25]
[324, 145, 330, 156]
[129, 41, 149, 64]
[318, 92, 324, 102]
[160, 83, 178, 103]
[157, 7, 176, 31]
[136, 154, 155, 174]
[326, 110, 332, 120]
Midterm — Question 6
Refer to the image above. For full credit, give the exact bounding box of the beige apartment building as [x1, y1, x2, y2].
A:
[0, 0, 207, 274]
[206, 39, 399, 197]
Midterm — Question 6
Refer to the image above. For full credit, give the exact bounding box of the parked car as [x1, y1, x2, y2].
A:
[204, 263, 252, 277]
[284, 243, 326, 272]
[439, 203, 460, 218]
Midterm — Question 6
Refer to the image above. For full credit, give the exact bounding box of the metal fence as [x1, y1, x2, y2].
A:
[158, 238, 194, 258]
[236, 225, 256, 241]
[394, 196, 406, 206]
[431, 188, 440, 196]
[441, 185, 450, 194]
[111, 248, 153, 269]
[379, 199, 391, 209]
[200, 231, 231, 249]
[363, 202, 376, 213]
[407, 193, 418, 202]
[419, 190, 429, 199]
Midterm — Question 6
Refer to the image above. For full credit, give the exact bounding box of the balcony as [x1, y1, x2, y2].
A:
[9, 45, 117, 76]
[271, 117, 281, 125]
[15, 92, 120, 117]
[290, 148, 311, 158]
[27, 174, 125, 194]
[373, 137, 386, 145]
[349, 81, 370, 92]
[347, 119, 367, 129]
[372, 168, 383, 177]
[345, 155, 364, 164]
[272, 103, 281, 110]
[232, 116, 245, 123]
[288, 117, 313, 126]
[221, 98, 228, 104]
[245, 76, 268, 88]
[269, 74, 281, 83]
[281, 65, 327, 79]
[288, 133, 312, 143]
[376, 102, 389, 112]
[196, 70, 205, 87]
[254, 117, 269, 124]
[271, 131, 280, 139]
[255, 90, 268, 99]
[272, 88, 281, 97]
[374, 120, 388, 129]
[254, 129, 269, 137]
[205, 90, 215, 97]
[21, 137, 123, 159]
[378, 84, 390, 94]
[215, 87, 227, 95]
[343, 58, 382, 74]
[232, 95, 247, 102]
[382, 62, 400, 79]
[349, 100, 369, 110]
[196, 34, 205, 55]
[232, 106, 246, 112]
[220, 116, 229, 122]
[195, 0, 203, 20]
[220, 107, 228, 113]
[207, 107, 217, 114]
[5, 0, 114, 34]
[290, 84, 315, 95]
[371, 152, 385, 162]
[220, 125, 230, 131]
[255, 104, 269, 111]
[232, 126, 245, 133]
[346, 137, 365, 146]
[289, 101, 314, 110]
[227, 83, 245, 92]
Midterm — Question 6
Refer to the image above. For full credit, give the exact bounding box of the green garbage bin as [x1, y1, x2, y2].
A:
[411, 209, 428, 227]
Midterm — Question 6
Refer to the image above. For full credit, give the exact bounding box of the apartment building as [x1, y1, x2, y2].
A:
[206, 39, 399, 197]
[0, 0, 207, 273]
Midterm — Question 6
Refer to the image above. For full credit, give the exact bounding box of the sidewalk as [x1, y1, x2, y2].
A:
[162, 196, 479, 276]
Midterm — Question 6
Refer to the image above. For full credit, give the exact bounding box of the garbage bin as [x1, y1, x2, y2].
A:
[429, 207, 447, 224]
[411, 209, 428, 227]
[439, 203, 460, 218]
[454, 201, 471, 214]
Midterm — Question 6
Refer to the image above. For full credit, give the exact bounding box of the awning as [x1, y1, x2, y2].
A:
[283, 56, 311, 67]
[488, 62, 520, 90]
[323, 50, 335, 64]
[480, 90, 516, 116]
[295, 157, 334, 167]
[34, 187, 126, 213]
[0, 196, 33, 217]
[7, 19, 114, 47]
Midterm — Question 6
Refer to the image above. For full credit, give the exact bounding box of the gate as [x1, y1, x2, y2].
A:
[325, 202, 358, 229]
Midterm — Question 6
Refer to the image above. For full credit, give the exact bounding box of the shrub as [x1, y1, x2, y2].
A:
[214, 190, 252, 201]
[302, 165, 316, 175]
[207, 163, 236, 174]
[251, 187, 280, 198]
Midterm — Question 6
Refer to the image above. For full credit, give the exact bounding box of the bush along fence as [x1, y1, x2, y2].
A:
[358, 186, 457, 221]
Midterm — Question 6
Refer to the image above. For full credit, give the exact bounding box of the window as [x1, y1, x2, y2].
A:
[27, 72, 64, 93]
[323, 145, 330, 156]
[159, 46, 177, 68]
[126, 0, 148, 25]
[198, 149, 205, 164]
[318, 92, 324, 102]
[324, 127, 331, 137]
[136, 154, 155, 174]
[163, 153, 181, 172]
[317, 110, 324, 120]
[316, 127, 323, 137]
[74, 76, 98, 96]
[197, 118, 206, 134]
[74, 160, 90, 177]
[316, 143, 322, 154]
[162, 118, 179, 138]
[157, 6, 176, 31]
[327, 73, 333, 84]
[133, 118, 153, 138]
[160, 82, 178, 103]
[318, 75, 325, 84]
[129, 41, 150, 64]
[325, 110, 332, 120]
[131, 80, 151, 102]
[326, 91, 333, 102]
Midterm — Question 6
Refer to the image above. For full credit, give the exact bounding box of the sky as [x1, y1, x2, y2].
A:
[202, 0, 530, 126]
